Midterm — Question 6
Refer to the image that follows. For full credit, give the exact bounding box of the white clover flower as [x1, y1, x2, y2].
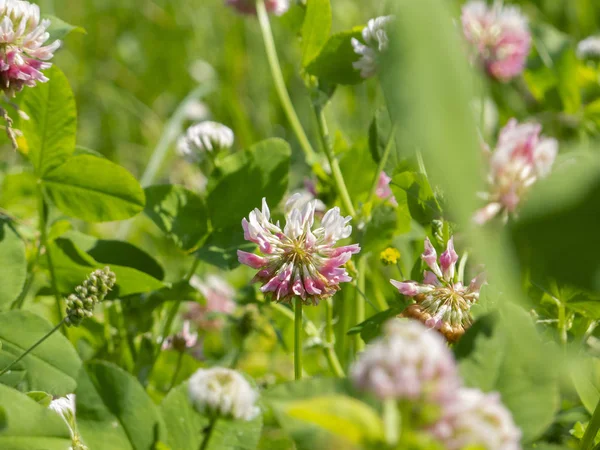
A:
[577, 36, 600, 59]
[0, 0, 61, 96]
[351, 15, 394, 78]
[462, 1, 531, 81]
[186, 275, 236, 330]
[176, 121, 234, 163]
[238, 196, 360, 305]
[49, 394, 88, 450]
[430, 388, 522, 450]
[351, 319, 461, 403]
[391, 237, 484, 342]
[474, 119, 558, 224]
[188, 367, 260, 421]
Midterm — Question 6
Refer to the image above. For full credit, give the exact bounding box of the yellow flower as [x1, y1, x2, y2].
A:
[380, 247, 401, 265]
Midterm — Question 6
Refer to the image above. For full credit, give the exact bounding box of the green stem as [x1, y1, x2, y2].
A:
[324, 298, 344, 377]
[315, 106, 356, 216]
[256, 0, 317, 166]
[383, 398, 400, 447]
[199, 418, 217, 450]
[230, 338, 245, 369]
[294, 298, 303, 380]
[37, 187, 65, 330]
[582, 397, 600, 450]
[167, 351, 184, 391]
[271, 303, 319, 337]
[354, 256, 367, 353]
[457, 252, 468, 285]
[0, 318, 66, 377]
[367, 123, 398, 206]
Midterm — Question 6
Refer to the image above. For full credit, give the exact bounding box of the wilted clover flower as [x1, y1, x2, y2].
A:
[351, 319, 460, 404]
[237, 195, 360, 305]
[391, 237, 484, 343]
[176, 121, 234, 163]
[430, 388, 521, 450]
[474, 119, 558, 225]
[351, 16, 394, 78]
[577, 36, 600, 60]
[461, 1, 531, 82]
[375, 171, 398, 206]
[49, 394, 88, 450]
[0, 0, 61, 96]
[65, 267, 116, 327]
[188, 367, 260, 421]
[162, 321, 199, 352]
[225, 0, 289, 16]
[185, 275, 236, 330]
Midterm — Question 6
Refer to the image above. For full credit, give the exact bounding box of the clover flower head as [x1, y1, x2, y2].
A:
[238, 196, 360, 305]
[0, 0, 61, 96]
[391, 237, 483, 342]
[461, 1, 531, 81]
[162, 321, 199, 352]
[188, 367, 260, 421]
[186, 275, 237, 330]
[177, 121, 234, 163]
[351, 319, 461, 403]
[65, 267, 116, 327]
[375, 171, 398, 206]
[430, 388, 521, 450]
[49, 394, 88, 450]
[351, 15, 394, 78]
[474, 119, 558, 224]
[577, 36, 600, 59]
[225, 0, 289, 16]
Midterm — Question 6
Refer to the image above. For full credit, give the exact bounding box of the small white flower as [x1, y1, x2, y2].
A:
[49, 394, 88, 450]
[430, 388, 522, 450]
[577, 36, 600, 59]
[188, 367, 260, 421]
[351, 15, 394, 78]
[177, 121, 234, 163]
[351, 319, 461, 403]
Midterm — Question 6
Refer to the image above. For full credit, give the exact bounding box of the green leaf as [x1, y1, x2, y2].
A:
[0, 352, 26, 389]
[161, 381, 263, 450]
[26, 391, 53, 407]
[285, 395, 384, 445]
[347, 307, 404, 343]
[46, 238, 164, 298]
[455, 307, 560, 442]
[0, 384, 71, 450]
[361, 205, 398, 253]
[305, 29, 364, 85]
[207, 138, 291, 229]
[196, 226, 256, 270]
[43, 155, 145, 222]
[64, 231, 165, 280]
[264, 378, 356, 450]
[0, 219, 26, 309]
[144, 185, 210, 252]
[390, 172, 441, 225]
[20, 66, 77, 176]
[75, 361, 166, 450]
[301, 0, 331, 67]
[0, 311, 82, 396]
[571, 357, 600, 414]
[44, 15, 86, 41]
[556, 47, 581, 114]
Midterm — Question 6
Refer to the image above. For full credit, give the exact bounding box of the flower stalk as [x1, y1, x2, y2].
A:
[256, 0, 318, 166]
[324, 297, 344, 377]
[294, 298, 303, 380]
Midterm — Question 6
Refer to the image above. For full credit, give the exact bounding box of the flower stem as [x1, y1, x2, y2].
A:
[315, 106, 356, 216]
[354, 256, 367, 353]
[367, 123, 398, 206]
[0, 318, 66, 377]
[199, 417, 217, 450]
[37, 186, 65, 332]
[167, 351, 184, 391]
[383, 398, 400, 447]
[294, 298, 303, 380]
[324, 298, 344, 377]
[256, 0, 317, 166]
[582, 396, 600, 450]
